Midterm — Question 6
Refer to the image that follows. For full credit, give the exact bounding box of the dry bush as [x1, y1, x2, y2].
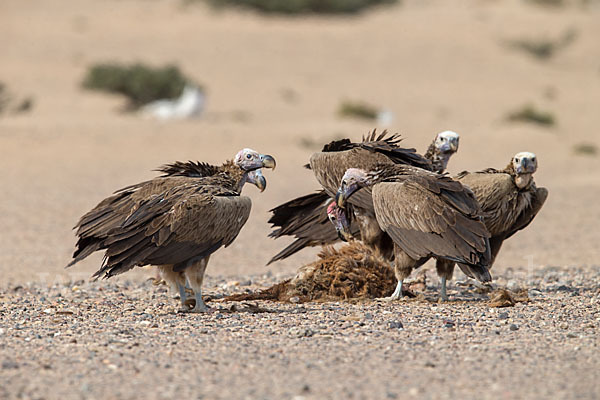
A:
[573, 143, 598, 156]
[507, 104, 556, 126]
[338, 100, 379, 120]
[82, 63, 192, 109]
[202, 0, 398, 14]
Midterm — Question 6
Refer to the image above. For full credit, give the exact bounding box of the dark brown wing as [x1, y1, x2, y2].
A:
[267, 191, 360, 264]
[269, 131, 431, 262]
[305, 130, 432, 171]
[458, 172, 525, 236]
[86, 183, 251, 278]
[372, 174, 491, 268]
[156, 161, 221, 178]
[504, 186, 548, 240]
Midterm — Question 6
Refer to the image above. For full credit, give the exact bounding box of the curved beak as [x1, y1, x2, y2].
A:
[335, 190, 346, 208]
[247, 169, 267, 192]
[260, 154, 276, 170]
[449, 140, 458, 152]
[255, 173, 267, 192]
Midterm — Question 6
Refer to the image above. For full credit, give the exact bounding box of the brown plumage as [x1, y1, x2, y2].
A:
[335, 164, 492, 300]
[435, 152, 547, 285]
[67, 149, 276, 312]
[267, 130, 453, 264]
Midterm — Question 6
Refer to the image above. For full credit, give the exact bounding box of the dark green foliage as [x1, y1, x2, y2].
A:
[573, 143, 597, 156]
[507, 105, 556, 126]
[0, 82, 33, 115]
[204, 0, 398, 14]
[82, 63, 190, 108]
[338, 100, 378, 120]
[508, 29, 577, 60]
[526, 0, 565, 6]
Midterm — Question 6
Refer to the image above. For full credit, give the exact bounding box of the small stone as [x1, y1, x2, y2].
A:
[498, 312, 509, 320]
[388, 321, 404, 330]
[506, 280, 519, 291]
[559, 322, 569, 330]
[289, 296, 300, 304]
[567, 332, 578, 338]
[509, 324, 519, 331]
[2, 361, 18, 370]
[289, 327, 314, 338]
[43, 308, 53, 314]
[443, 320, 455, 328]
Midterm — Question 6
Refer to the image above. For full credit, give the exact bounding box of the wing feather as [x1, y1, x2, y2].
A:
[372, 178, 491, 266]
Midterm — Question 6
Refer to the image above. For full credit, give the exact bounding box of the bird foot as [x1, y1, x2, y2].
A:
[376, 295, 404, 302]
[178, 306, 214, 314]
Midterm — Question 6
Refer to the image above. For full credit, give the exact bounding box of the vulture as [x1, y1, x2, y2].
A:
[267, 130, 459, 264]
[67, 149, 276, 312]
[435, 152, 548, 285]
[334, 164, 492, 300]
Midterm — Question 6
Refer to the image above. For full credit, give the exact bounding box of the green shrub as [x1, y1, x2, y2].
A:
[82, 63, 191, 108]
[203, 0, 398, 14]
[338, 100, 379, 120]
[573, 143, 597, 156]
[526, 0, 565, 7]
[507, 105, 555, 126]
[0, 82, 33, 115]
[508, 29, 577, 60]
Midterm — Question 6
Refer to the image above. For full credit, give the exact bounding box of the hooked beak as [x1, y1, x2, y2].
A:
[255, 173, 267, 192]
[247, 169, 267, 192]
[260, 154, 276, 170]
[449, 140, 458, 152]
[335, 190, 346, 208]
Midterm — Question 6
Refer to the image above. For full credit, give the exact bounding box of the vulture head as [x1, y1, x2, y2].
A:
[234, 148, 276, 172]
[427, 130, 460, 173]
[234, 148, 276, 191]
[326, 202, 353, 242]
[335, 168, 371, 208]
[435, 130, 460, 155]
[511, 152, 538, 189]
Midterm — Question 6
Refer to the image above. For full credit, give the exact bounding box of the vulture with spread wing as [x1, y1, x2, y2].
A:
[435, 152, 548, 283]
[267, 130, 459, 264]
[67, 149, 276, 312]
[334, 164, 492, 300]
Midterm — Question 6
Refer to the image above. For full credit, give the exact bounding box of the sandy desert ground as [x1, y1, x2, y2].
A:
[1, 0, 600, 398]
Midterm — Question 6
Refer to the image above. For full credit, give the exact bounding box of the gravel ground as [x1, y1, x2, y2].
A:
[1, 265, 599, 400]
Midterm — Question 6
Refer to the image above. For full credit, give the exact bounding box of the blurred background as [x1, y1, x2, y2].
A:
[1, 0, 599, 285]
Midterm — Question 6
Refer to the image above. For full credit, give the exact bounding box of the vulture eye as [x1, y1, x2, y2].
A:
[329, 215, 337, 222]
[246, 154, 252, 159]
[532, 157, 536, 162]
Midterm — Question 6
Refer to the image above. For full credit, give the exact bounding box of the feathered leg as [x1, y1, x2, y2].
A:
[183, 256, 211, 313]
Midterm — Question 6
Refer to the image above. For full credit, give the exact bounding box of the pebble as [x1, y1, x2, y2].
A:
[559, 322, 569, 330]
[443, 320, 455, 328]
[498, 312, 509, 320]
[388, 321, 404, 330]
[289, 327, 315, 338]
[509, 324, 519, 331]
